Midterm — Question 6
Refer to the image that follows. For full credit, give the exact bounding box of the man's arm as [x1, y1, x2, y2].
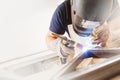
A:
[46, 30, 63, 51]
[106, 16, 120, 47]
[91, 2, 120, 47]
[46, 30, 75, 63]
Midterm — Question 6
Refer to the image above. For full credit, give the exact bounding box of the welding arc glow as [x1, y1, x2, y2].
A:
[80, 37, 93, 53]
[82, 47, 91, 53]
[80, 36, 101, 53]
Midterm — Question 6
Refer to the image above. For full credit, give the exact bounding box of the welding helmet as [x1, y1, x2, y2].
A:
[70, 0, 114, 37]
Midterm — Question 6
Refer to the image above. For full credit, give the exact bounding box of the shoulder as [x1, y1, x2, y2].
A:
[55, 1, 71, 14]
[55, 2, 66, 13]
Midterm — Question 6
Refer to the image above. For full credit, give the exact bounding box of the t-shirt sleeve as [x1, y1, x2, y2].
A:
[49, 2, 67, 34]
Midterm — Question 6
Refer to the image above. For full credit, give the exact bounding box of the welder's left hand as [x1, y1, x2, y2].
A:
[91, 24, 110, 47]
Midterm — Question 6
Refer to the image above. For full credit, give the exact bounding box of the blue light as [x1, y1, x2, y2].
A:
[83, 50, 93, 57]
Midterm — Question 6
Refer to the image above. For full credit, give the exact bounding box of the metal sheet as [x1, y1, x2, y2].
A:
[89, 48, 120, 58]
[51, 48, 120, 80]
[58, 55, 120, 80]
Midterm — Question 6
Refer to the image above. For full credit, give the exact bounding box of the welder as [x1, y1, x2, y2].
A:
[46, 0, 120, 64]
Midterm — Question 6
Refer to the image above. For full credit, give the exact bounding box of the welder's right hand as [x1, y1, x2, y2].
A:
[57, 37, 75, 58]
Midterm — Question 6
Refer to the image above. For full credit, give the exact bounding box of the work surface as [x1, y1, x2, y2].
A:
[22, 65, 65, 80]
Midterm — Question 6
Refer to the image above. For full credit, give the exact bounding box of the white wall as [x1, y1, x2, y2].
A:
[118, 0, 120, 6]
[0, 0, 64, 62]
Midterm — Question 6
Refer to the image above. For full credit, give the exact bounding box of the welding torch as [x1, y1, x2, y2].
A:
[58, 36, 83, 49]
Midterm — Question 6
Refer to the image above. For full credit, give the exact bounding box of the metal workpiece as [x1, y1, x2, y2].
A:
[51, 48, 120, 80]
[89, 48, 120, 58]
[59, 55, 120, 80]
[51, 54, 86, 80]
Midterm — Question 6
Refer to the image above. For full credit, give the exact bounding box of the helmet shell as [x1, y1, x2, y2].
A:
[71, 0, 113, 24]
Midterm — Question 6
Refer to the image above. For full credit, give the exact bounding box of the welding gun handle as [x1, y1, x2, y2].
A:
[59, 36, 83, 49]
[59, 36, 75, 45]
